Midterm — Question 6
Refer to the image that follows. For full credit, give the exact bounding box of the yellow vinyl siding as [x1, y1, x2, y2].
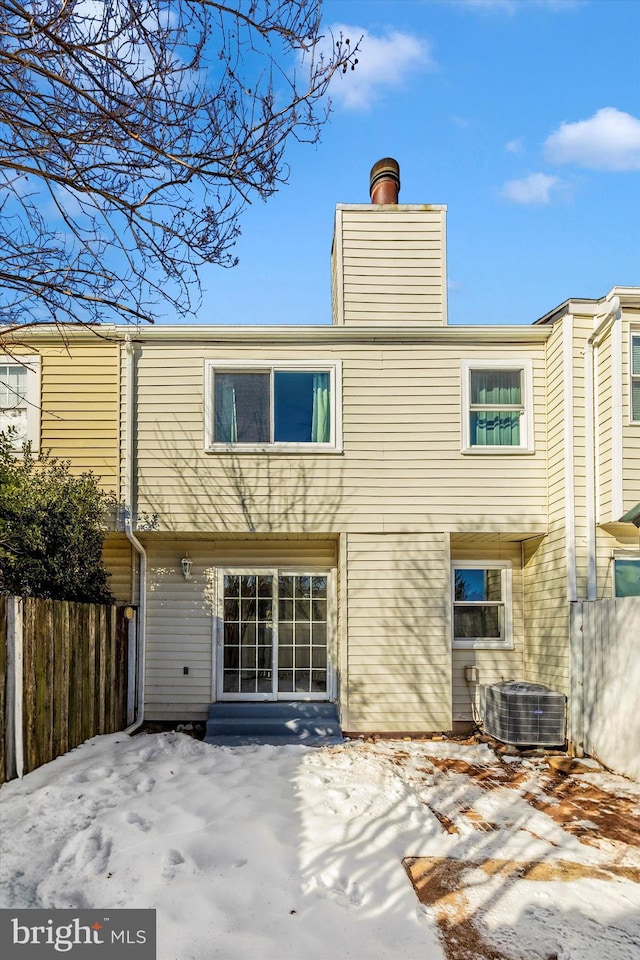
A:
[102, 534, 133, 603]
[141, 536, 337, 721]
[333, 205, 447, 327]
[343, 532, 450, 732]
[39, 343, 119, 491]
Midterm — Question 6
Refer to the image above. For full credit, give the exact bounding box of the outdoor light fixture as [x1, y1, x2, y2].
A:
[181, 556, 193, 580]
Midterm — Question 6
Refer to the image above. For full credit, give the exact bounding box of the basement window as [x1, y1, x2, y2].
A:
[451, 561, 513, 649]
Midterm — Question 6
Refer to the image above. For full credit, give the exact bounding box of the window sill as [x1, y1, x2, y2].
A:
[204, 443, 343, 455]
[461, 446, 534, 456]
[453, 640, 515, 651]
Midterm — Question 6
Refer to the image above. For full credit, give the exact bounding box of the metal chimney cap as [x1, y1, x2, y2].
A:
[369, 158, 400, 203]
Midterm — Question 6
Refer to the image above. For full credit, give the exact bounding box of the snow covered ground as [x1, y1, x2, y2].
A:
[1, 731, 639, 960]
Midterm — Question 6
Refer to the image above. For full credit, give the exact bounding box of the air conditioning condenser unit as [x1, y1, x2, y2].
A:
[483, 681, 566, 747]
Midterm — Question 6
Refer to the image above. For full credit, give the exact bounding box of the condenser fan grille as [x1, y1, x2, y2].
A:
[483, 681, 566, 746]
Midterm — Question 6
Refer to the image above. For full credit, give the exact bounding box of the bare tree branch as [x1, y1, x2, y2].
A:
[0, 1, 359, 336]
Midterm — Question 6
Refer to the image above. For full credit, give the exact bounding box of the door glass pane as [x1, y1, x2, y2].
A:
[295, 576, 311, 598]
[311, 671, 326, 692]
[279, 598, 293, 621]
[312, 576, 327, 599]
[312, 599, 327, 622]
[215, 372, 270, 443]
[295, 599, 310, 621]
[224, 574, 239, 597]
[224, 598, 239, 621]
[312, 647, 327, 669]
[311, 621, 326, 647]
[295, 646, 310, 669]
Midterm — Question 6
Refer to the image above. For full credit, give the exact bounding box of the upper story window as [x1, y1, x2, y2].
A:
[631, 334, 640, 423]
[451, 561, 513, 649]
[461, 359, 534, 454]
[204, 361, 341, 452]
[0, 355, 41, 452]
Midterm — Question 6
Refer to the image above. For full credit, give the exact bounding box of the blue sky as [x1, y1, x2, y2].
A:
[195, 0, 640, 327]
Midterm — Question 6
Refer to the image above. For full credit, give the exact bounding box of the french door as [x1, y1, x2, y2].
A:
[216, 570, 332, 700]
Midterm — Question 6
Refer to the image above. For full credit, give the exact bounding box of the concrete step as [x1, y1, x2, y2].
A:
[207, 701, 339, 720]
[204, 701, 342, 747]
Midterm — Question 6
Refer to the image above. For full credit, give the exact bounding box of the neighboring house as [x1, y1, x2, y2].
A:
[0, 327, 134, 604]
[3, 161, 638, 743]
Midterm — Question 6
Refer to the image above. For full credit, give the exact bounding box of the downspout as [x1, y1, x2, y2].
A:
[584, 295, 621, 599]
[124, 333, 146, 732]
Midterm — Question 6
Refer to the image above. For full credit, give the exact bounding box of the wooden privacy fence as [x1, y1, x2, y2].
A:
[0, 596, 134, 784]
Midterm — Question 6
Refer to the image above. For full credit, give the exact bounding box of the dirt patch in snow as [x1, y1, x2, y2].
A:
[421, 753, 640, 848]
[395, 748, 640, 960]
[404, 856, 640, 960]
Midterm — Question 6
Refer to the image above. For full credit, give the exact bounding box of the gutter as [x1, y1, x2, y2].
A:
[123, 334, 147, 728]
[584, 295, 621, 599]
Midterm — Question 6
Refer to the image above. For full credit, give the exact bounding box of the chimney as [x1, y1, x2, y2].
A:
[369, 157, 400, 204]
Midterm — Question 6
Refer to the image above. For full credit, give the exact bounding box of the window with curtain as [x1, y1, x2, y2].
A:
[632, 335, 640, 423]
[461, 361, 532, 453]
[210, 364, 334, 447]
[451, 562, 513, 648]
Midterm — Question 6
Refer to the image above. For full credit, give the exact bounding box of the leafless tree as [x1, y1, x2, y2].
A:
[0, 1, 358, 336]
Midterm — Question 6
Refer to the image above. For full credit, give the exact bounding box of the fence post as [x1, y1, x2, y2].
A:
[569, 601, 585, 757]
[6, 597, 24, 779]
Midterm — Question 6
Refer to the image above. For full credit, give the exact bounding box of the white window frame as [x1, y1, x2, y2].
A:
[204, 359, 342, 453]
[630, 332, 640, 424]
[460, 359, 534, 454]
[212, 566, 337, 702]
[0, 354, 41, 453]
[451, 560, 513, 650]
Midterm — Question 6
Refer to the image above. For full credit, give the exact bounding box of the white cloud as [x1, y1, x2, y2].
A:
[322, 24, 433, 111]
[544, 107, 640, 171]
[506, 138, 524, 154]
[449, 0, 584, 13]
[501, 172, 561, 204]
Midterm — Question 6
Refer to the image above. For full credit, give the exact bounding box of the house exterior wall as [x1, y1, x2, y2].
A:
[342, 531, 450, 733]
[141, 535, 337, 721]
[128, 334, 549, 538]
